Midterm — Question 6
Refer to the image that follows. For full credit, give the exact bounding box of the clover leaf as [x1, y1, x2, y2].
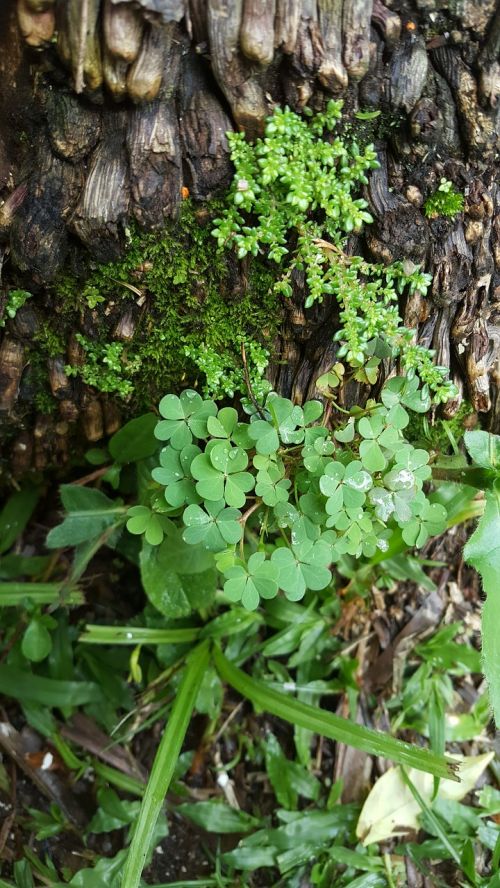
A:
[302, 432, 335, 475]
[155, 390, 217, 449]
[248, 420, 280, 455]
[223, 552, 279, 610]
[126, 506, 172, 546]
[381, 376, 431, 414]
[182, 500, 242, 551]
[255, 464, 291, 506]
[401, 497, 447, 547]
[271, 539, 332, 601]
[320, 460, 373, 517]
[358, 414, 403, 472]
[329, 507, 374, 556]
[266, 395, 323, 445]
[191, 443, 254, 508]
[334, 419, 355, 443]
[392, 446, 432, 483]
[152, 444, 201, 507]
[207, 407, 239, 439]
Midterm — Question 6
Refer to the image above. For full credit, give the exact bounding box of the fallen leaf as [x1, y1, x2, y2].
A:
[356, 752, 494, 845]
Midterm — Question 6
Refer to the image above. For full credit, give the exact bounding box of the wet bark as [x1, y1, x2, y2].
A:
[0, 0, 499, 473]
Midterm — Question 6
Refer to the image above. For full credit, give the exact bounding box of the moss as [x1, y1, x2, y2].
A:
[48, 200, 281, 408]
[23, 349, 57, 415]
[406, 400, 475, 454]
[424, 179, 464, 219]
[33, 323, 66, 359]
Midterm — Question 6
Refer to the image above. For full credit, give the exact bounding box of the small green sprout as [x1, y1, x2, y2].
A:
[424, 179, 464, 219]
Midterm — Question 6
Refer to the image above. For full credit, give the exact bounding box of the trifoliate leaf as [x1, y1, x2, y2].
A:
[183, 500, 242, 551]
[223, 552, 279, 610]
[248, 420, 280, 455]
[155, 390, 217, 448]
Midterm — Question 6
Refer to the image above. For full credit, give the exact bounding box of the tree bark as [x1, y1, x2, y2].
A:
[0, 0, 499, 474]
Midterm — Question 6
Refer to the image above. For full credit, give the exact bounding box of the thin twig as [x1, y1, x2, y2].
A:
[241, 343, 265, 418]
[73, 466, 110, 486]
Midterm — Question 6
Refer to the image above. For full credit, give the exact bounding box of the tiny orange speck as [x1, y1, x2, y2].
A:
[181, 186, 190, 199]
[406, 20, 417, 30]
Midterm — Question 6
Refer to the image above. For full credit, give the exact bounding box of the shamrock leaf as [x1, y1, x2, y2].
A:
[248, 420, 280, 455]
[271, 539, 332, 601]
[381, 376, 431, 414]
[155, 390, 217, 449]
[207, 407, 239, 440]
[191, 443, 254, 508]
[183, 500, 242, 551]
[298, 492, 328, 527]
[302, 432, 335, 475]
[329, 507, 374, 556]
[255, 465, 291, 506]
[393, 446, 432, 483]
[368, 488, 396, 523]
[268, 396, 305, 445]
[272, 501, 300, 529]
[334, 419, 355, 443]
[320, 460, 373, 516]
[353, 356, 380, 386]
[152, 444, 201, 507]
[358, 414, 402, 472]
[316, 363, 345, 393]
[368, 485, 413, 525]
[126, 506, 171, 546]
[223, 552, 279, 610]
[401, 497, 447, 547]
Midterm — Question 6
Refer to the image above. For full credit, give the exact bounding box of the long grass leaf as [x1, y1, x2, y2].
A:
[464, 488, 500, 724]
[0, 666, 101, 707]
[400, 767, 462, 865]
[213, 646, 459, 781]
[0, 583, 82, 606]
[80, 624, 200, 645]
[121, 640, 210, 888]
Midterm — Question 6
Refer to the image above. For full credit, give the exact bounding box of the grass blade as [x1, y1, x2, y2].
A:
[213, 646, 460, 781]
[0, 582, 82, 606]
[121, 640, 210, 888]
[91, 760, 145, 797]
[400, 767, 461, 865]
[0, 666, 101, 707]
[80, 624, 200, 645]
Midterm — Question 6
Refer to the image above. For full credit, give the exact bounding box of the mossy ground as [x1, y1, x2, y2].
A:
[40, 201, 280, 411]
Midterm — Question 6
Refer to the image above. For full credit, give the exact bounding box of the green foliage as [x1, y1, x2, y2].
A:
[463, 430, 500, 725]
[212, 103, 457, 405]
[3, 388, 500, 887]
[131, 383, 447, 612]
[424, 178, 465, 219]
[65, 334, 142, 399]
[0, 288, 32, 326]
[50, 202, 278, 406]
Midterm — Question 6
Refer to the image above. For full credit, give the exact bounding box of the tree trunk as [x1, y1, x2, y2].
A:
[0, 0, 499, 475]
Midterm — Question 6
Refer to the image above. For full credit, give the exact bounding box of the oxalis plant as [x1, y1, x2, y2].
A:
[3, 104, 496, 887]
[34, 380, 499, 888]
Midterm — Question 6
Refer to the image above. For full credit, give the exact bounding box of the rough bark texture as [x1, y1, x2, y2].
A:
[0, 0, 499, 474]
